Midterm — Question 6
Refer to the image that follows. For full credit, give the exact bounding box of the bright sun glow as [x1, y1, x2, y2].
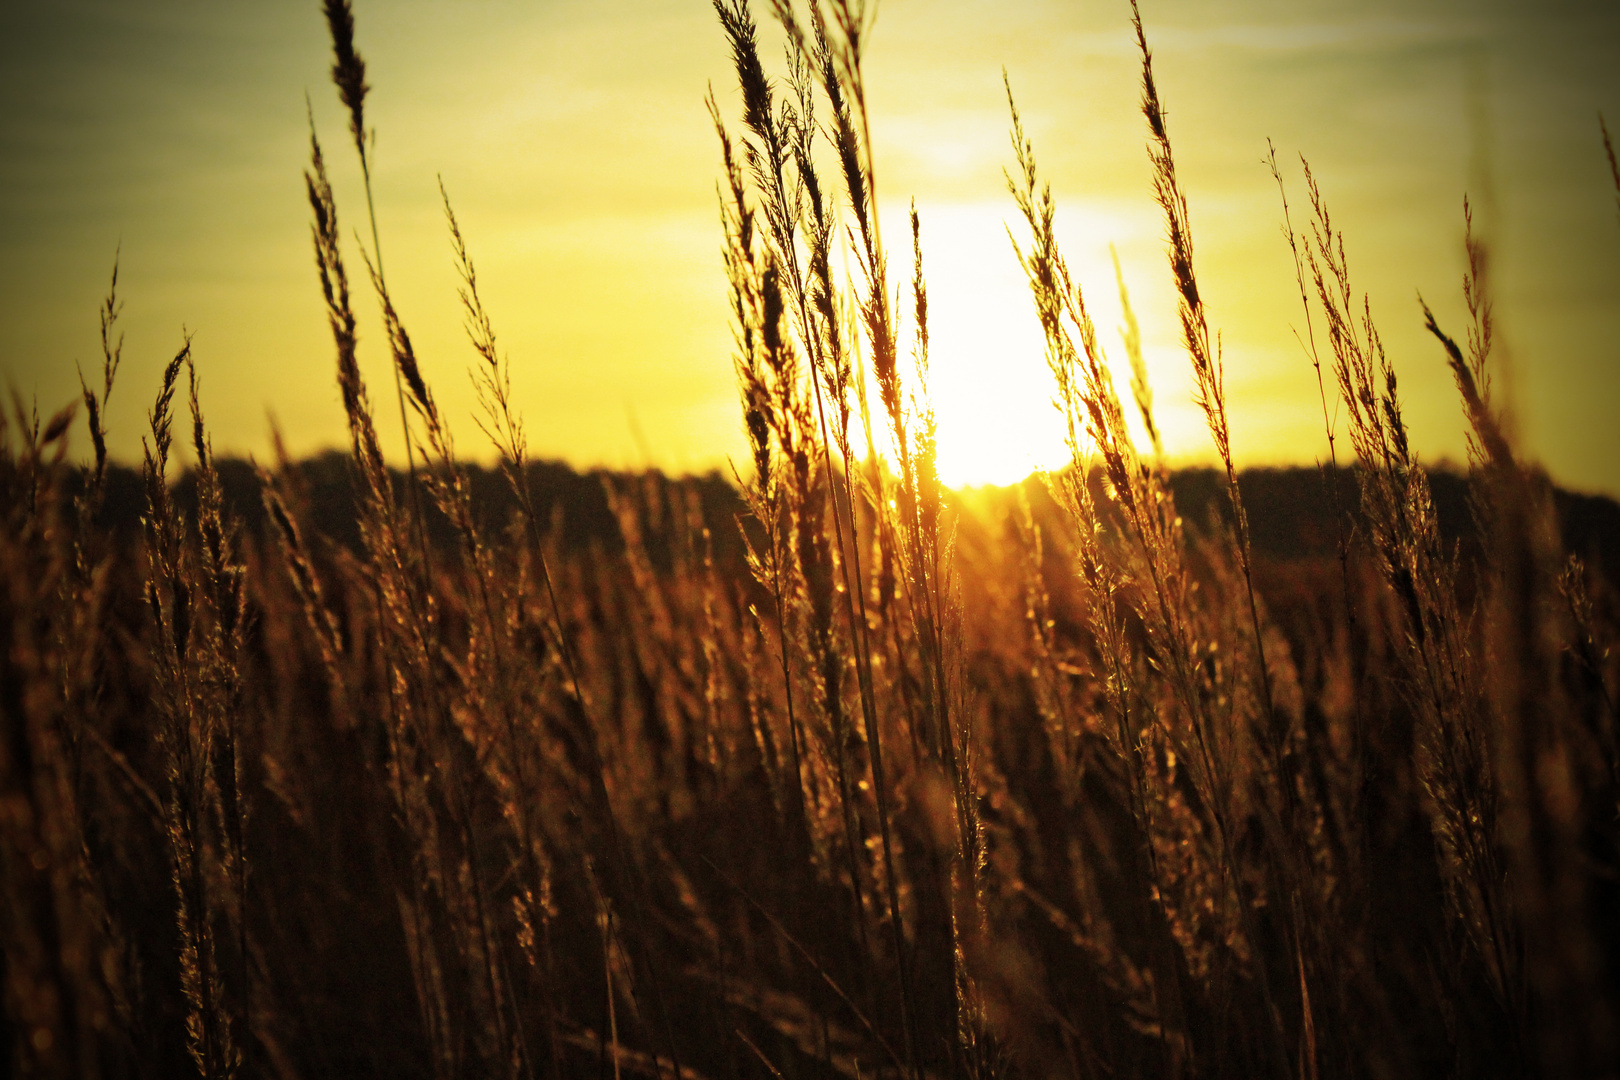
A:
[874, 201, 1167, 489]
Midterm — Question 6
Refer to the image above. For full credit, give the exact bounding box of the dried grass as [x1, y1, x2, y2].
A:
[1, 3, 1616, 1078]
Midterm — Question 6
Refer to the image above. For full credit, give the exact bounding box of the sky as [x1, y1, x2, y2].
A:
[2, 0, 1618, 494]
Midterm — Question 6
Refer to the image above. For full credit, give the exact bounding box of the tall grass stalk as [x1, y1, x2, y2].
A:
[322, 0, 435, 586]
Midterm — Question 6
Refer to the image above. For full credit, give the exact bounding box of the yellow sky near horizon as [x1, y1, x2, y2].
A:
[2, 0, 1618, 494]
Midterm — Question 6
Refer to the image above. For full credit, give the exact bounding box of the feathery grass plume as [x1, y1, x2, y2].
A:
[905, 200, 987, 1076]
[1009, 60, 1165, 1003]
[715, 0, 878, 953]
[1006, 80, 1152, 546]
[362, 244, 537, 1076]
[1426, 206, 1620, 1073]
[910, 204, 928, 372]
[1267, 145, 1377, 1054]
[64, 254, 125, 824]
[1129, 0, 1280, 766]
[443, 181, 601, 781]
[719, 18, 863, 863]
[1560, 555, 1619, 737]
[440, 182, 571, 1076]
[786, 9, 931, 788]
[1268, 143, 1344, 493]
[1302, 165, 1521, 1049]
[1110, 243, 1161, 467]
[1134, 15, 1332, 1069]
[1421, 201, 1511, 475]
[55, 272, 150, 1067]
[305, 121, 386, 512]
[731, 6, 940, 1073]
[1009, 71, 1290, 1073]
[1601, 113, 1619, 226]
[902, 202, 956, 780]
[443, 215, 690, 1080]
[77, 252, 123, 515]
[258, 467, 348, 710]
[718, 0, 862, 713]
[793, 9, 926, 1068]
[910, 204, 943, 597]
[1421, 303, 1511, 471]
[366, 260, 433, 432]
[67, 256, 125, 782]
[183, 353, 253, 1070]
[322, 0, 368, 160]
[1006, 79, 1200, 773]
[307, 116, 481, 1077]
[1129, 43, 1321, 999]
[306, 120, 427, 698]
[305, 119, 429, 731]
[444, 180, 534, 503]
[711, 93, 814, 827]
[441, 197, 688, 1080]
[141, 339, 240, 1079]
[358, 239, 490, 585]
[1130, 0, 1217, 453]
[717, 6, 985, 1074]
[322, 0, 433, 584]
[1268, 143, 1361, 688]
[0, 395, 124, 1078]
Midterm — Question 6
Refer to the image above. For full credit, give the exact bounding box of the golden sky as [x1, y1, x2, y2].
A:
[3, 0, 1618, 493]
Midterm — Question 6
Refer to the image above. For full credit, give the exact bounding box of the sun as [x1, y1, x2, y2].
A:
[884, 200, 1151, 489]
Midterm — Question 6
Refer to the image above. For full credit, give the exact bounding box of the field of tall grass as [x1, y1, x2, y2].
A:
[4, 1, 1619, 1076]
